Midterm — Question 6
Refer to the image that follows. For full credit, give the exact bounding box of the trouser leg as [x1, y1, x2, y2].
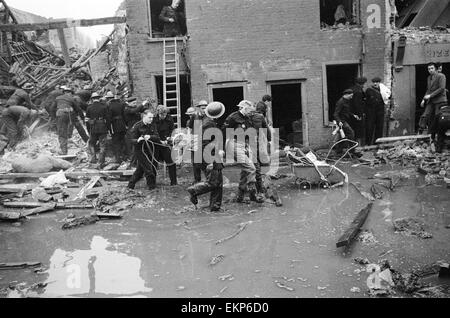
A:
[72, 116, 89, 143]
[3, 116, 19, 148]
[112, 133, 126, 163]
[255, 160, 263, 193]
[374, 111, 385, 142]
[192, 151, 202, 183]
[128, 163, 144, 189]
[57, 114, 69, 154]
[97, 134, 107, 166]
[162, 147, 177, 185]
[209, 168, 223, 211]
[342, 122, 355, 150]
[365, 113, 376, 145]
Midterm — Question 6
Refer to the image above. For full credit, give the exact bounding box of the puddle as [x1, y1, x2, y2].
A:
[42, 236, 152, 297]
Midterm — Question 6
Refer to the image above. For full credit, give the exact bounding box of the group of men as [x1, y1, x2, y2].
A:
[334, 76, 389, 151]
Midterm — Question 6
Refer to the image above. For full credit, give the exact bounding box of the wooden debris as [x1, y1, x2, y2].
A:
[0, 262, 41, 270]
[375, 135, 431, 144]
[32, 188, 52, 202]
[2, 202, 93, 209]
[274, 281, 295, 292]
[215, 222, 249, 245]
[0, 212, 22, 221]
[62, 215, 100, 230]
[94, 211, 123, 219]
[21, 203, 57, 217]
[0, 170, 135, 180]
[209, 255, 225, 266]
[336, 203, 373, 248]
[71, 176, 101, 201]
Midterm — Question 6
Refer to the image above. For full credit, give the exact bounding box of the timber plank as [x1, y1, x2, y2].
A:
[337, 203, 373, 248]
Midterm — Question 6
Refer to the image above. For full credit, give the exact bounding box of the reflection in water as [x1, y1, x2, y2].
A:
[44, 236, 152, 296]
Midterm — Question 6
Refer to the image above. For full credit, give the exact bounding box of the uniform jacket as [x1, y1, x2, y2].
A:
[249, 111, 271, 142]
[155, 115, 175, 141]
[86, 101, 111, 135]
[124, 104, 145, 128]
[350, 84, 366, 117]
[426, 72, 447, 104]
[129, 121, 161, 151]
[159, 6, 181, 34]
[55, 94, 85, 119]
[2, 105, 31, 128]
[7, 89, 32, 108]
[108, 99, 127, 134]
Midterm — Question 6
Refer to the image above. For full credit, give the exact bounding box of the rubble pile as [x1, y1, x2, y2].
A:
[392, 26, 450, 44]
[373, 141, 450, 177]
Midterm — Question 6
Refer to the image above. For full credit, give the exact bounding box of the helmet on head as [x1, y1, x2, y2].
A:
[105, 91, 114, 99]
[237, 100, 253, 109]
[62, 86, 73, 93]
[22, 83, 34, 90]
[185, 107, 196, 116]
[196, 100, 208, 108]
[205, 102, 225, 119]
[91, 92, 101, 99]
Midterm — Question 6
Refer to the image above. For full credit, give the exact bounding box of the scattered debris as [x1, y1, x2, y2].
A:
[350, 287, 361, 293]
[209, 255, 225, 267]
[358, 230, 379, 245]
[0, 262, 41, 270]
[393, 217, 433, 239]
[61, 215, 99, 230]
[274, 281, 295, 292]
[215, 222, 249, 245]
[354, 257, 370, 265]
[218, 274, 235, 281]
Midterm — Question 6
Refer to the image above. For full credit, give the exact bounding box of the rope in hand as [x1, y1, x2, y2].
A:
[140, 139, 177, 175]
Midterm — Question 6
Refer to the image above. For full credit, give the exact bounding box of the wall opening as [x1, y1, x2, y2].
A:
[325, 63, 359, 123]
[155, 74, 191, 127]
[320, 0, 361, 29]
[414, 63, 450, 132]
[211, 86, 244, 127]
[149, 0, 187, 38]
[270, 83, 303, 147]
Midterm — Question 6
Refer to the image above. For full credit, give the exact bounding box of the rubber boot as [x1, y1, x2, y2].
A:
[249, 183, 265, 203]
[169, 165, 177, 186]
[147, 175, 156, 190]
[187, 187, 198, 206]
[98, 152, 106, 169]
[236, 188, 245, 203]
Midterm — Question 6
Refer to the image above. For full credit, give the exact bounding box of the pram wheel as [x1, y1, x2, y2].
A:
[295, 179, 311, 190]
[319, 181, 330, 189]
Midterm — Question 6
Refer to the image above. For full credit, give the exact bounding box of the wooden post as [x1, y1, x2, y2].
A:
[57, 28, 71, 67]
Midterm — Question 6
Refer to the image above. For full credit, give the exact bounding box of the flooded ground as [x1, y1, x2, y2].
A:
[1, 163, 449, 298]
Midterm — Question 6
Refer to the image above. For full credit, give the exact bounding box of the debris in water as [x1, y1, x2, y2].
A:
[218, 274, 234, 281]
[215, 222, 249, 245]
[358, 230, 379, 245]
[209, 255, 225, 266]
[393, 217, 433, 239]
[350, 287, 361, 293]
[354, 257, 370, 265]
[274, 281, 295, 292]
[62, 215, 100, 230]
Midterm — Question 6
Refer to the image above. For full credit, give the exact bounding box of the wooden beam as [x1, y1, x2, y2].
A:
[336, 203, 373, 248]
[375, 134, 431, 144]
[0, 170, 134, 180]
[57, 28, 71, 67]
[0, 16, 126, 32]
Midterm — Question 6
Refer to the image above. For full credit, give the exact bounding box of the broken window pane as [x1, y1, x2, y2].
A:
[320, 0, 361, 29]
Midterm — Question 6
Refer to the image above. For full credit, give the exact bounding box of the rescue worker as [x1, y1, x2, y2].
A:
[42, 85, 63, 131]
[249, 104, 272, 196]
[128, 110, 161, 190]
[223, 100, 265, 204]
[6, 83, 36, 109]
[1, 106, 40, 148]
[55, 86, 86, 155]
[187, 102, 226, 212]
[155, 105, 177, 186]
[108, 94, 128, 163]
[86, 92, 111, 167]
[104, 91, 115, 105]
[334, 89, 358, 153]
[75, 85, 92, 112]
[436, 105, 450, 153]
[350, 77, 367, 146]
[188, 100, 208, 183]
[365, 77, 386, 145]
[420, 62, 448, 141]
[124, 97, 146, 164]
[159, 0, 182, 37]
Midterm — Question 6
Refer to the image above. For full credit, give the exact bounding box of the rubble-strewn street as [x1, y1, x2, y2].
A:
[0, 133, 449, 297]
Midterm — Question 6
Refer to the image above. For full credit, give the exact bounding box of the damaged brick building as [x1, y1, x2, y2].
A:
[125, 0, 448, 146]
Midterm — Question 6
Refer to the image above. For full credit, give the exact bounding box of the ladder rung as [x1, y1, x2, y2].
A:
[166, 75, 177, 78]
[166, 67, 176, 70]
[166, 98, 178, 102]
[166, 90, 177, 94]
[166, 83, 177, 86]
[165, 60, 176, 63]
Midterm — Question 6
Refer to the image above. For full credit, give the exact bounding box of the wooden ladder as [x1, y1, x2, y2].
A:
[163, 38, 181, 129]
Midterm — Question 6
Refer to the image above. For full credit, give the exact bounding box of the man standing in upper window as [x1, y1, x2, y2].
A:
[159, 0, 182, 37]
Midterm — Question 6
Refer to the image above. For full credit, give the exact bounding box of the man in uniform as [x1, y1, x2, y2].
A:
[128, 110, 161, 190]
[124, 97, 146, 164]
[6, 83, 36, 109]
[187, 102, 226, 212]
[255, 95, 272, 123]
[1, 106, 40, 148]
[55, 86, 86, 155]
[155, 105, 177, 186]
[86, 92, 111, 167]
[75, 85, 92, 112]
[42, 85, 63, 131]
[223, 100, 265, 204]
[365, 77, 386, 145]
[159, 0, 182, 37]
[109, 94, 128, 164]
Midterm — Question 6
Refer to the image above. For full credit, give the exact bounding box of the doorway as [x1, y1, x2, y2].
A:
[270, 82, 303, 146]
[155, 74, 192, 127]
[415, 63, 450, 132]
[210, 85, 245, 127]
[325, 63, 360, 123]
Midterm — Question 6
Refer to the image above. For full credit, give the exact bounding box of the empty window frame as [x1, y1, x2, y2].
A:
[320, 0, 361, 29]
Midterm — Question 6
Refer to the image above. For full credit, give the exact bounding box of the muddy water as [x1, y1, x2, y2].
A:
[1, 164, 449, 298]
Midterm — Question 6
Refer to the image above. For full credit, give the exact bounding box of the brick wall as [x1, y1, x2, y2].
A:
[127, 0, 388, 146]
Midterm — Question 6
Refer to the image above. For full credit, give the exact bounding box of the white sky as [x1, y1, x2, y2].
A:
[6, 0, 124, 41]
